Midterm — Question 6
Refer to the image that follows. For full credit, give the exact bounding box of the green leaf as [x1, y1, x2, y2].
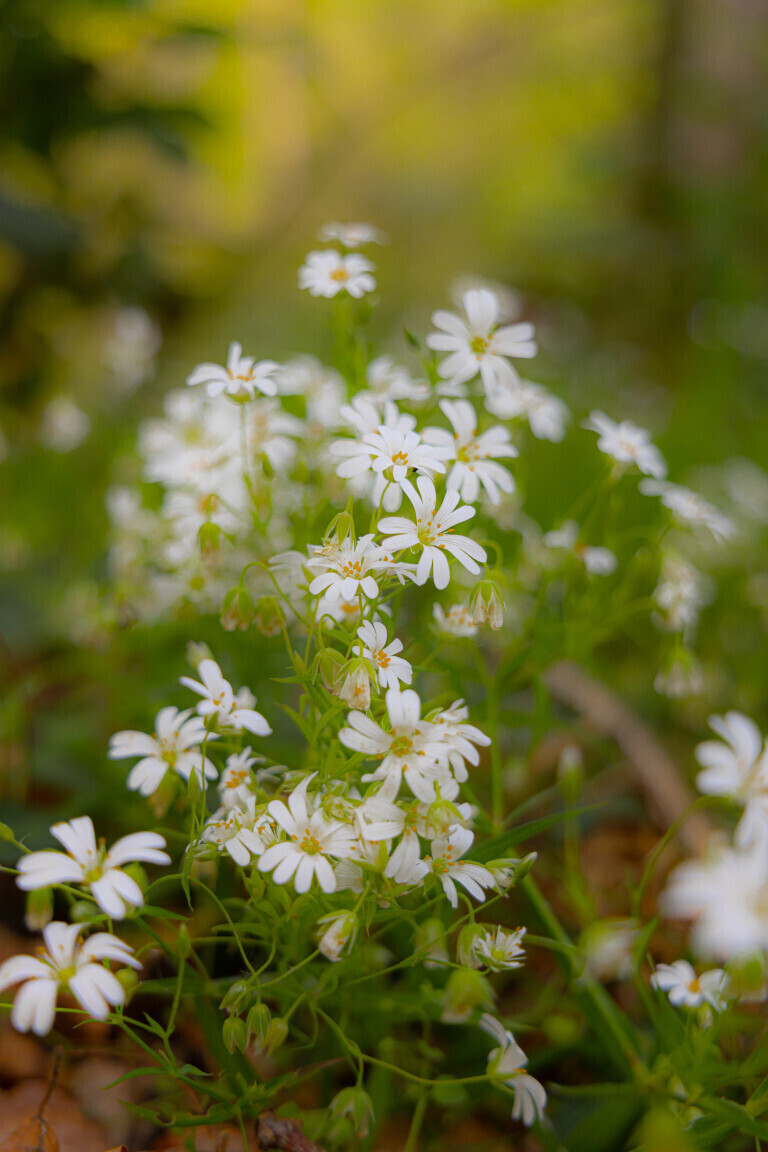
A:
[473, 804, 604, 861]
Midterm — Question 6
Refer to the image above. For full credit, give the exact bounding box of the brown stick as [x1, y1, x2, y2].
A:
[544, 660, 712, 855]
[256, 1112, 326, 1152]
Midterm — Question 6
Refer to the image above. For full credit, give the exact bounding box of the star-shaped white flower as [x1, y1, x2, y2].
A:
[651, 960, 727, 1011]
[639, 479, 735, 541]
[299, 250, 376, 298]
[423, 399, 517, 505]
[180, 659, 272, 737]
[480, 1014, 547, 1127]
[585, 411, 666, 478]
[257, 776, 356, 893]
[186, 342, 279, 401]
[16, 816, 170, 919]
[427, 289, 537, 397]
[108, 706, 218, 796]
[353, 621, 412, 691]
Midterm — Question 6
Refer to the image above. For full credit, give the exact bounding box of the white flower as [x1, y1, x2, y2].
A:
[581, 919, 639, 981]
[473, 926, 527, 971]
[354, 621, 412, 690]
[299, 250, 376, 298]
[639, 479, 735, 541]
[695, 712, 768, 830]
[317, 911, 358, 961]
[431, 700, 490, 781]
[427, 289, 537, 397]
[486, 379, 569, 442]
[218, 748, 263, 809]
[16, 816, 170, 919]
[340, 396, 415, 437]
[245, 400, 303, 470]
[257, 776, 356, 893]
[180, 659, 272, 737]
[660, 831, 768, 960]
[480, 1014, 547, 1127]
[307, 534, 398, 603]
[426, 827, 494, 907]
[40, 397, 91, 453]
[318, 222, 385, 248]
[331, 424, 449, 510]
[651, 960, 727, 1011]
[186, 342, 279, 401]
[542, 520, 617, 575]
[433, 602, 478, 637]
[423, 400, 517, 504]
[202, 799, 274, 866]
[0, 922, 141, 1036]
[585, 411, 666, 478]
[108, 706, 218, 796]
[653, 554, 710, 633]
[378, 476, 487, 590]
[339, 688, 456, 802]
[338, 660, 372, 710]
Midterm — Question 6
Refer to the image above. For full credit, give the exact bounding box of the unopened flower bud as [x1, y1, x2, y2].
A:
[330, 1086, 375, 1138]
[198, 520, 222, 556]
[456, 923, 485, 969]
[70, 899, 99, 924]
[424, 798, 465, 839]
[0, 821, 16, 842]
[24, 887, 53, 932]
[415, 918, 449, 969]
[470, 579, 505, 630]
[176, 923, 191, 961]
[186, 641, 213, 670]
[222, 980, 253, 1013]
[254, 595, 283, 638]
[338, 658, 372, 710]
[314, 648, 345, 693]
[220, 585, 255, 632]
[318, 911, 358, 962]
[116, 966, 140, 999]
[441, 968, 494, 1023]
[486, 855, 523, 890]
[263, 1016, 289, 1055]
[246, 1002, 272, 1044]
[223, 1015, 248, 1053]
[123, 862, 149, 899]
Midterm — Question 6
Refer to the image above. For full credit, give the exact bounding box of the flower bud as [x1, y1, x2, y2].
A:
[186, 641, 213, 670]
[222, 980, 253, 1013]
[223, 1015, 248, 1053]
[441, 968, 494, 1023]
[198, 520, 222, 556]
[0, 821, 16, 842]
[317, 911, 358, 962]
[24, 887, 53, 932]
[314, 648, 345, 693]
[246, 1002, 272, 1044]
[470, 579, 505, 630]
[338, 658, 372, 710]
[486, 855, 523, 890]
[424, 798, 465, 840]
[456, 923, 485, 969]
[329, 1087, 375, 1138]
[415, 918, 449, 970]
[176, 923, 191, 961]
[254, 596, 283, 638]
[123, 862, 149, 899]
[263, 1016, 289, 1055]
[116, 966, 140, 999]
[220, 585, 255, 632]
[70, 899, 99, 924]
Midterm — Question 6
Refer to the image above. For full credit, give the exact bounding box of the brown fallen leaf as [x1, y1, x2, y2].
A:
[256, 1112, 326, 1152]
[0, 1048, 62, 1152]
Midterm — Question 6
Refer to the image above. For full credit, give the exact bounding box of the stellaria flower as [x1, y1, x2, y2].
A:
[187, 342, 279, 401]
[108, 706, 218, 796]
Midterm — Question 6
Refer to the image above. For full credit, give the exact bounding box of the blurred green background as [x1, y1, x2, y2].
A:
[1, 0, 767, 844]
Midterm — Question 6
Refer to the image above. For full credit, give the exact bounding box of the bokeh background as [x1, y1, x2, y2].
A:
[1, 0, 767, 851]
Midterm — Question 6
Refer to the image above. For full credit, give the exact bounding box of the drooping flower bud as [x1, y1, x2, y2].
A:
[441, 968, 494, 1023]
[470, 579, 505, 630]
[254, 595, 283, 637]
[24, 887, 53, 932]
[424, 797, 466, 840]
[456, 923, 486, 969]
[318, 911, 358, 962]
[220, 585, 256, 632]
[329, 1086, 375, 1137]
[415, 917, 450, 970]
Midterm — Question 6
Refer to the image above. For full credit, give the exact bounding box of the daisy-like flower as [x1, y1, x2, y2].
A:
[473, 926, 527, 971]
[542, 520, 617, 575]
[486, 379, 569, 442]
[431, 700, 490, 780]
[331, 424, 449, 508]
[378, 476, 487, 591]
[202, 799, 275, 866]
[186, 342, 279, 401]
[426, 827, 494, 908]
[694, 713, 768, 837]
[180, 659, 272, 737]
[257, 776, 356, 893]
[433, 602, 478, 637]
[16, 817, 170, 920]
[218, 748, 262, 810]
[423, 400, 518, 505]
[584, 411, 667, 479]
[639, 479, 735, 541]
[299, 250, 376, 299]
[480, 1014, 547, 1128]
[353, 621, 412, 690]
[427, 289, 537, 397]
[0, 922, 141, 1036]
[307, 534, 395, 603]
[339, 688, 455, 802]
[108, 706, 218, 796]
[651, 960, 727, 1011]
[317, 222, 385, 248]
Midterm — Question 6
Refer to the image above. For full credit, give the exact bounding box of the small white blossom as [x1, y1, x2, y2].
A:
[318, 222, 385, 248]
[299, 250, 376, 298]
[378, 476, 487, 590]
[431, 699, 490, 781]
[202, 799, 275, 866]
[307, 534, 399, 603]
[257, 776, 356, 893]
[180, 659, 272, 737]
[364, 356, 429, 403]
[354, 621, 412, 690]
[653, 554, 711, 633]
[427, 289, 537, 398]
[651, 960, 727, 1011]
[542, 520, 617, 575]
[16, 816, 170, 919]
[433, 603, 478, 637]
[330, 423, 449, 510]
[187, 342, 279, 401]
[426, 827, 494, 908]
[485, 379, 569, 442]
[423, 399, 518, 505]
[0, 922, 141, 1036]
[108, 706, 218, 796]
[639, 479, 735, 541]
[695, 712, 768, 840]
[218, 748, 262, 810]
[473, 926, 527, 971]
[480, 1014, 547, 1127]
[585, 411, 666, 478]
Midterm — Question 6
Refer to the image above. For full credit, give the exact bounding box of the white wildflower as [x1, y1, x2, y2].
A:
[480, 1014, 547, 1127]
[299, 250, 376, 298]
[354, 621, 412, 690]
[423, 399, 518, 504]
[257, 776, 356, 893]
[585, 411, 666, 478]
[108, 706, 218, 796]
[180, 659, 272, 737]
[427, 289, 537, 397]
[187, 342, 279, 401]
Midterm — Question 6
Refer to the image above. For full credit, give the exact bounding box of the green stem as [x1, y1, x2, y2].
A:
[404, 1090, 428, 1152]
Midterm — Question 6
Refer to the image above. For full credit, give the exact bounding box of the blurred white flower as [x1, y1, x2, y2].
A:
[427, 289, 537, 397]
[318, 222, 385, 248]
[187, 342, 279, 401]
[640, 479, 735, 541]
[585, 411, 666, 478]
[423, 399, 518, 505]
[433, 602, 478, 637]
[299, 250, 376, 298]
[40, 397, 91, 452]
[480, 1014, 547, 1127]
[485, 379, 569, 442]
[651, 959, 727, 1011]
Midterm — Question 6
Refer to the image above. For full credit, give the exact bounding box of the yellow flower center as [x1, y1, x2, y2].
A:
[470, 336, 489, 357]
[330, 267, 350, 283]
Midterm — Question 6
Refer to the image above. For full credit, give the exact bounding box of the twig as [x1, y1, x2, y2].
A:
[544, 660, 711, 854]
